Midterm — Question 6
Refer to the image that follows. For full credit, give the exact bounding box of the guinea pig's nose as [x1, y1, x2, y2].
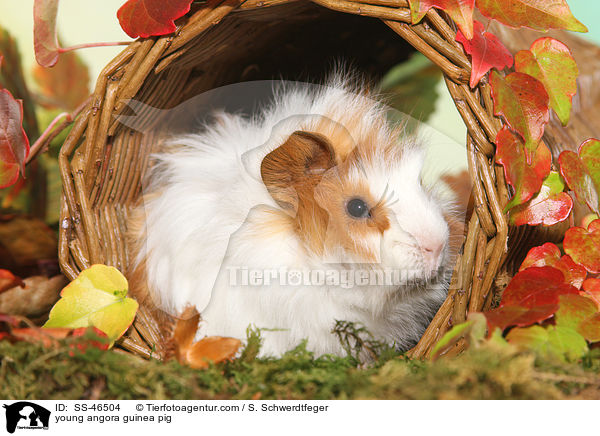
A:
[418, 238, 445, 270]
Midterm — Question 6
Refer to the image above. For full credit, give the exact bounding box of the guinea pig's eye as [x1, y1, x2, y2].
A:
[346, 198, 370, 219]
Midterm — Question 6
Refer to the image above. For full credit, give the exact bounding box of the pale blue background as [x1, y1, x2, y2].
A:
[570, 0, 600, 43]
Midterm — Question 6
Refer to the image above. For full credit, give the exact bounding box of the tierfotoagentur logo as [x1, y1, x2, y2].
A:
[2, 402, 50, 433]
[226, 266, 451, 289]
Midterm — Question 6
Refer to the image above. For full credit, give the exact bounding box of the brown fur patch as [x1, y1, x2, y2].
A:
[261, 128, 394, 262]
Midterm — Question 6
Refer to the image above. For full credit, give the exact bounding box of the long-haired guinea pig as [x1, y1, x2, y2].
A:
[127, 74, 458, 357]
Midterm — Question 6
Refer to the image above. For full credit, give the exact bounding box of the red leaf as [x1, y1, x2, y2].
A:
[70, 327, 110, 353]
[0, 89, 30, 188]
[519, 243, 587, 289]
[33, 0, 60, 67]
[0, 269, 25, 294]
[456, 20, 513, 88]
[117, 0, 194, 39]
[485, 266, 579, 331]
[4, 327, 71, 348]
[495, 127, 551, 210]
[490, 71, 549, 163]
[558, 139, 600, 214]
[0, 320, 109, 351]
[409, 0, 474, 39]
[476, 0, 587, 33]
[515, 38, 578, 126]
[501, 266, 579, 307]
[581, 278, 600, 309]
[485, 304, 558, 331]
[0, 313, 22, 328]
[563, 219, 600, 274]
[509, 171, 573, 226]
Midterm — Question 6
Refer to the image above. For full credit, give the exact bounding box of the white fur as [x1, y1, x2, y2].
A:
[135, 77, 452, 357]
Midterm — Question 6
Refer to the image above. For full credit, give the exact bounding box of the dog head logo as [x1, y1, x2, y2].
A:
[2, 402, 50, 433]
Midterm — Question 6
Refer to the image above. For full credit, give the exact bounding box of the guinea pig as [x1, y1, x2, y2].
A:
[127, 74, 457, 357]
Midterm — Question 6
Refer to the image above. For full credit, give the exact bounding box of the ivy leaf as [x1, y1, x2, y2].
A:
[7, 326, 71, 347]
[506, 324, 588, 362]
[501, 266, 579, 307]
[172, 307, 241, 369]
[581, 213, 600, 229]
[409, 0, 474, 39]
[495, 127, 551, 211]
[476, 0, 587, 33]
[380, 53, 442, 128]
[43, 265, 138, 342]
[509, 171, 573, 226]
[581, 279, 600, 309]
[0, 89, 30, 189]
[485, 266, 578, 331]
[1, 325, 109, 351]
[559, 139, 600, 214]
[563, 219, 600, 274]
[33, 0, 60, 67]
[69, 327, 110, 354]
[485, 305, 558, 332]
[431, 312, 489, 359]
[556, 294, 600, 342]
[0, 269, 24, 294]
[490, 71, 549, 164]
[519, 243, 586, 289]
[456, 20, 513, 88]
[32, 48, 90, 111]
[117, 0, 194, 39]
[515, 38, 578, 126]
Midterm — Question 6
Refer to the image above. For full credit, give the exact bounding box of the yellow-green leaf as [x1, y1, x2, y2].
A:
[43, 264, 137, 342]
[476, 0, 587, 33]
[506, 324, 588, 362]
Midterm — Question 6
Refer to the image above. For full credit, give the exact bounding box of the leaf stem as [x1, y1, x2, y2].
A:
[26, 97, 90, 165]
[58, 41, 131, 53]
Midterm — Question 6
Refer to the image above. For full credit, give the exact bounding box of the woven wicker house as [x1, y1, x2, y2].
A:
[57, 0, 600, 359]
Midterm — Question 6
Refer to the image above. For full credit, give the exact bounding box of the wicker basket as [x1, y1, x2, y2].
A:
[57, 0, 599, 359]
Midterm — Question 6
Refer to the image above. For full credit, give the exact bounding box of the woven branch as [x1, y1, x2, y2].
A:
[58, 0, 514, 359]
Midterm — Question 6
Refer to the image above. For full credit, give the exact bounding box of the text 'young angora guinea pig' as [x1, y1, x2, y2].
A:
[128, 77, 457, 357]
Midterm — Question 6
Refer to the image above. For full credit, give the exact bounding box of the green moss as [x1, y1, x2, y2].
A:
[1, 336, 599, 400]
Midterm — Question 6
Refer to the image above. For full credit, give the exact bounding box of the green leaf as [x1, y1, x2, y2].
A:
[476, 0, 587, 33]
[431, 312, 488, 359]
[556, 294, 600, 342]
[43, 265, 138, 342]
[506, 324, 588, 362]
[431, 320, 473, 359]
[380, 53, 442, 128]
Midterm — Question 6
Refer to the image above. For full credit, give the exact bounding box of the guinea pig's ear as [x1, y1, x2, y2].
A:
[261, 130, 336, 211]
